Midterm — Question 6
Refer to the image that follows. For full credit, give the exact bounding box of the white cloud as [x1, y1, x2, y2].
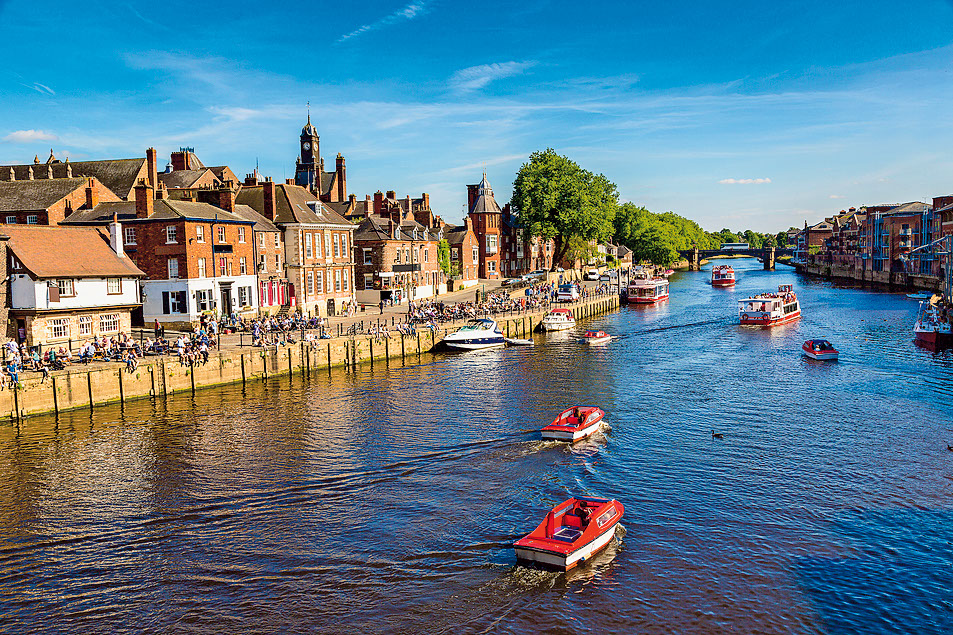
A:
[449, 61, 537, 93]
[337, 1, 428, 43]
[829, 194, 846, 199]
[719, 177, 772, 184]
[3, 129, 58, 143]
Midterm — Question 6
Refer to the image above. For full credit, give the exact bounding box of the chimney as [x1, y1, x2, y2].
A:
[262, 178, 277, 221]
[170, 150, 187, 172]
[336, 153, 346, 201]
[28, 166, 34, 180]
[146, 147, 158, 189]
[374, 191, 384, 215]
[285, 178, 295, 185]
[217, 181, 235, 213]
[244, 173, 259, 186]
[386, 190, 396, 200]
[85, 178, 98, 209]
[47, 164, 53, 179]
[135, 179, 154, 218]
[109, 213, 124, 258]
[155, 182, 168, 200]
[467, 184, 479, 212]
[405, 195, 411, 213]
[422, 193, 430, 210]
[8, 167, 14, 181]
[65, 161, 72, 178]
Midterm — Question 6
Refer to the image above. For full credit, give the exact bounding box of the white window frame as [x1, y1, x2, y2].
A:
[238, 227, 246, 243]
[306, 233, 313, 258]
[100, 313, 120, 333]
[168, 258, 179, 279]
[58, 279, 75, 297]
[334, 234, 340, 258]
[343, 269, 349, 291]
[196, 225, 205, 243]
[240, 257, 247, 275]
[46, 317, 69, 340]
[335, 269, 342, 292]
[26, 215, 38, 225]
[217, 226, 226, 244]
[124, 227, 136, 245]
[307, 271, 315, 296]
[363, 249, 372, 265]
[5, 216, 16, 224]
[78, 315, 92, 336]
[316, 270, 323, 294]
[197, 258, 206, 278]
[106, 278, 121, 294]
[166, 225, 178, 244]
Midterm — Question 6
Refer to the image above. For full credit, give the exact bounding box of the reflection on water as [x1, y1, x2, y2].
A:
[1, 259, 952, 633]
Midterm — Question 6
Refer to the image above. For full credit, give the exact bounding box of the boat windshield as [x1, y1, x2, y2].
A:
[460, 319, 494, 331]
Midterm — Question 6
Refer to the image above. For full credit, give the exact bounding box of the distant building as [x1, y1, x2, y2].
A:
[0, 176, 119, 225]
[466, 172, 502, 279]
[294, 115, 348, 203]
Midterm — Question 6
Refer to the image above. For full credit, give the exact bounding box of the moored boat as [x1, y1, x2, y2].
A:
[514, 496, 624, 571]
[504, 337, 533, 346]
[802, 339, 839, 360]
[541, 406, 605, 442]
[913, 300, 952, 346]
[626, 270, 670, 304]
[443, 318, 505, 350]
[711, 264, 736, 287]
[540, 308, 576, 331]
[907, 292, 934, 300]
[739, 284, 801, 327]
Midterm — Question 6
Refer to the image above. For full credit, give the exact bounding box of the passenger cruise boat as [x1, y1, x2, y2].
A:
[581, 330, 612, 345]
[541, 406, 605, 442]
[443, 318, 505, 350]
[514, 496, 624, 571]
[802, 339, 839, 360]
[738, 284, 801, 326]
[710, 264, 736, 287]
[540, 308, 576, 331]
[913, 301, 952, 346]
[626, 270, 670, 304]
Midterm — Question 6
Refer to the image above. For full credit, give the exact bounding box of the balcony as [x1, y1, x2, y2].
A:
[899, 229, 912, 236]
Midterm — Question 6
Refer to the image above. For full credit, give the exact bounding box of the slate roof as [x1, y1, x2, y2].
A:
[354, 215, 438, 242]
[470, 172, 502, 214]
[443, 225, 471, 245]
[231, 204, 280, 233]
[236, 183, 352, 227]
[1, 225, 144, 278]
[158, 169, 212, 189]
[61, 199, 253, 225]
[0, 158, 147, 199]
[0, 177, 87, 212]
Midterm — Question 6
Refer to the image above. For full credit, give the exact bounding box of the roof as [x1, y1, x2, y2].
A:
[61, 199, 253, 225]
[443, 224, 472, 245]
[470, 172, 502, 214]
[1, 225, 144, 278]
[236, 183, 352, 227]
[231, 204, 280, 233]
[353, 215, 439, 242]
[158, 169, 213, 189]
[0, 158, 147, 199]
[0, 177, 88, 212]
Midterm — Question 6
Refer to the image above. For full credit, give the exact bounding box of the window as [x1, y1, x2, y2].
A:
[238, 286, 250, 307]
[227, 260, 233, 276]
[168, 258, 179, 279]
[405, 248, 410, 263]
[343, 269, 348, 291]
[395, 249, 401, 264]
[316, 270, 323, 293]
[124, 227, 136, 245]
[274, 233, 280, 249]
[364, 249, 372, 265]
[238, 227, 246, 243]
[107, 278, 121, 294]
[47, 318, 69, 340]
[26, 215, 38, 225]
[472, 245, 479, 263]
[306, 233, 313, 258]
[364, 273, 374, 288]
[258, 255, 265, 272]
[335, 269, 342, 292]
[489, 261, 497, 273]
[219, 258, 226, 276]
[259, 233, 266, 248]
[166, 225, 177, 244]
[275, 254, 281, 271]
[197, 257, 206, 278]
[315, 233, 322, 257]
[487, 236, 498, 254]
[334, 234, 340, 258]
[217, 226, 226, 243]
[451, 249, 459, 260]
[307, 271, 315, 295]
[5, 216, 16, 224]
[78, 315, 92, 336]
[100, 314, 120, 333]
[162, 291, 187, 314]
[240, 257, 247, 275]
[325, 233, 332, 257]
[58, 279, 75, 297]
[196, 289, 210, 312]
[424, 248, 429, 263]
[196, 225, 205, 242]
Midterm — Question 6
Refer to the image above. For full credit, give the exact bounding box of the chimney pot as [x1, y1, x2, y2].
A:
[135, 180, 155, 218]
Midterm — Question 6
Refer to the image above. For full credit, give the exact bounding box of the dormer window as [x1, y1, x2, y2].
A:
[393, 226, 399, 240]
[412, 229, 418, 240]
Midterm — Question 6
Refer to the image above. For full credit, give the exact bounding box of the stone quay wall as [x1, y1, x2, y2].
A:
[0, 294, 621, 421]
[796, 263, 944, 292]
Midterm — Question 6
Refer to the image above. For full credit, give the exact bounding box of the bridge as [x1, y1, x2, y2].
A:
[677, 246, 794, 271]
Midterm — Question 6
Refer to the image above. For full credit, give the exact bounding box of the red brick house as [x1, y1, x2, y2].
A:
[467, 172, 502, 279]
[0, 176, 120, 225]
[443, 219, 480, 289]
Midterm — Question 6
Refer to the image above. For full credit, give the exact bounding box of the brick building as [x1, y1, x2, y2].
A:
[237, 180, 355, 316]
[466, 172, 502, 279]
[354, 214, 444, 303]
[0, 176, 119, 225]
[63, 181, 258, 327]
[442, 219, 480, 289]
[294, 115, 348, 203]
[795, 219, 834, 262]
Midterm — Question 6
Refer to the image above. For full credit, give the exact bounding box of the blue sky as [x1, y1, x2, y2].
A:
[2, 0, 953, 231]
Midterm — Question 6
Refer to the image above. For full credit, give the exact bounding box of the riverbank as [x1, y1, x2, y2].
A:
[0, 293, 621, 421]
[795, 261, 943, 292]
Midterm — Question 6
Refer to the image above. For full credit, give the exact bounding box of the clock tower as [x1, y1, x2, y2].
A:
[295, 112, 320, 192]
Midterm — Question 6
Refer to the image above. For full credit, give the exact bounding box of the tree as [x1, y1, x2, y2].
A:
[630, 221, 680, 265]
[511, 149, 618, 268]
[776, 230, 788, 246]
[437, 239, 451, 276]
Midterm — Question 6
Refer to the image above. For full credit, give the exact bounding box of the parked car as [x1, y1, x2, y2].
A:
[527, 269, 549, 280]
[556, 284, 580, 302]
[584, 270, 600, 281]
[599, 269, 618, 283]
[502, 278, 522, 286]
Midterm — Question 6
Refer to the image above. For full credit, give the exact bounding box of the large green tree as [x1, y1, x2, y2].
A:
[511, 149, 618, 268]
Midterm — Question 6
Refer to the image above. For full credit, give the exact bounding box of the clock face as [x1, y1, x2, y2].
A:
[303, 142, 311, 150]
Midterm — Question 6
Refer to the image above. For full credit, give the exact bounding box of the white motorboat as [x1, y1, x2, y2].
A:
[540, 308, 576, 331]
[443, 318, 506, 350]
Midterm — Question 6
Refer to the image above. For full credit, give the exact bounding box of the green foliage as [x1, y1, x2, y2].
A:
[437, 239, 451, 275]
[776, 231, 788, 246]
[511, 149, 618, 267]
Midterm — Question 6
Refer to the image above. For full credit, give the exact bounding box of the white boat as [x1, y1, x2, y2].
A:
[913, 301, 952, 346]
[626, 270, 670, 304]
[802, 339, 839, 360]
[581, 330, 612, 345]
[443, 318, 505, 350]
[505, 338, 533, 346]
[738, 284, 801, 327]
[540, 308, 576, 331]
[541, 406, 606, 442]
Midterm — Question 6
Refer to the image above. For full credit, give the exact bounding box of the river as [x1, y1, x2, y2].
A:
[0, 258, 951, 634]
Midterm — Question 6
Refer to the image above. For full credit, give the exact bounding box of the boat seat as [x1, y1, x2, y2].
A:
[552, 526, 583, 543]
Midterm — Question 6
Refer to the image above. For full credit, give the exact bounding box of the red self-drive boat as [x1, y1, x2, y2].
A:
[541, 406, 605, 442]
[802, 339, 839, 360]
[581, 330, 612, 345]
[514, 496, 624, 571]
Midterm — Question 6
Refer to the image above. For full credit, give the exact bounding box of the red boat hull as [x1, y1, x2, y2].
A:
[631, 294, 669, 304]
[740, 310, 801, 327]
[541, 406, 605, 442]
[712, 279, 735, 287]
[514, 497, 624, 571]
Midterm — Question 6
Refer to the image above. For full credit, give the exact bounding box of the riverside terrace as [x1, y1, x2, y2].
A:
[0, 282, 621, 419]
